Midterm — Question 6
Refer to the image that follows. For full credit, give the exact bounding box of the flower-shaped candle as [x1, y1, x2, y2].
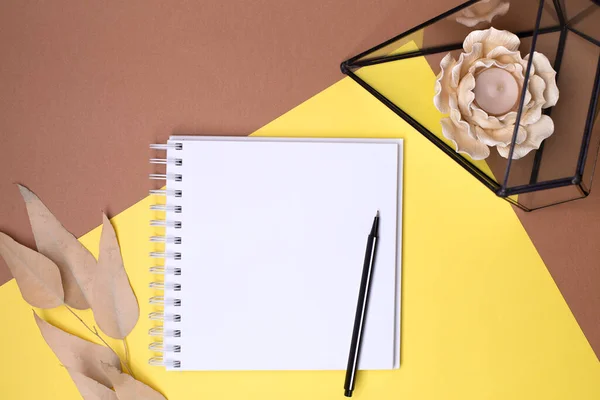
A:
[434, 27, 559, 160]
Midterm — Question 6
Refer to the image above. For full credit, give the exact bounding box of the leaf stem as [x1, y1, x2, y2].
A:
[64, 305, 133, 375]
[123, 338, 134, 379]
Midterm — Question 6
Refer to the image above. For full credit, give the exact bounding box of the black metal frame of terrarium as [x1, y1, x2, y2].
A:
[341, 0, 600, 211]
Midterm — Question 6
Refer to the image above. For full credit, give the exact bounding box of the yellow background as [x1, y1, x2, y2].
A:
[1, 51, 599, 399]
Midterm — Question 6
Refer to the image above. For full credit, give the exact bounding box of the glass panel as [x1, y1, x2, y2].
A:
[504, 29, 599, 189]
[537, 33, 599, 182]
[351, 0, 562, 188]
[353, 44, 499, 183]
[580, 59, 600, 192]
[343, 0, 600, 209]
[499, 0, 561, 188]
[564, 0, 600, 45]
[488, 28, 561, 189]
[516, 183, 585, 209]
[352, 0, 561, 64]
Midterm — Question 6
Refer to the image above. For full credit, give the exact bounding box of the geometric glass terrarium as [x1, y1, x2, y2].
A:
[342, 0, 600, 211]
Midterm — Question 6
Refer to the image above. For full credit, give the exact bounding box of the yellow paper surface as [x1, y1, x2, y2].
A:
[1, 49, 599, 399]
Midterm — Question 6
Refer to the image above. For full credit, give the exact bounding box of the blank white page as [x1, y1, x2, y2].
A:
[163, 138, 401, 371]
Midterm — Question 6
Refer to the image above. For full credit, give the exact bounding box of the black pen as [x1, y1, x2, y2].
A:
[344, 210, 380, 397]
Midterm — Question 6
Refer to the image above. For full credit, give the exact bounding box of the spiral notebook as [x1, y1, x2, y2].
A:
[148, 136, 403, 371]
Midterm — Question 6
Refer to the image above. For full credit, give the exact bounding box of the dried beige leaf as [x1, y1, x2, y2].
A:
[18, 184, 94, 309]
[101, 363, 167, 400]
[33, 312, 121, 387]
[0, 232, 64, 308]
[92, 213, 140, 339]
[68, 370, 119, 400]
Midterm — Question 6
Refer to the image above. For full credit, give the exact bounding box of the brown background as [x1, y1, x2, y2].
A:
[1, 0, 598, 359]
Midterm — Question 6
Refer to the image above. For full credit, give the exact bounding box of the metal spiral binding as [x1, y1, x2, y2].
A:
[150, 143, 183, 150]
[149, 251, 182, 260]
[149, 296, 182, 306]
[149, 281, 182, 291]
[150, 158, 183, 166]
[149, 342, 181, 353]
[149, 327, 182, 338]
[149, 142, 183, 369]
[148, 357, 181, 368]
[150, 189, 182, 197]
[149, 266, 182, 275]
[150, 205, 182, 213]
[149, 173, 182, 182]
[149, 311, 182, 322]
[150, 235, 182, 244]
[150, 220, 182, 228]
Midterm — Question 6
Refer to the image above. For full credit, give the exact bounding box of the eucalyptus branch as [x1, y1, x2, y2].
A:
[64, 305, 133, 375]
[123, 339, 134, 379]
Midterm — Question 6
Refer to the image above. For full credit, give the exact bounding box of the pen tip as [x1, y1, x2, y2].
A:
[376, 210, 380, 217]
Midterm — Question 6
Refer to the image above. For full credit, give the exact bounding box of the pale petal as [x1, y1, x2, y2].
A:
[455, 43, 483, 80]
[457, 73, 476, 118]
[523, 86, 532, 107]
[468, 58, 519, 77]
[527, 73, 546, 102]
[497, 116, 554, 159]
[486, 46, 522, 64]
[525, 51, 559, 108]
[463, 27, 520, 54]
[461, 7, 476, 18]
[449, 94, 476, 139]
[470, 106, 505, 130]
[434, 54, 457, 114]
[521, 75, 546, 125]
[474, 126, 504, 146]
[456, 1, 510, 27]
[469, 58, 497, 75]
[499, 111, 518, 126]
[451, 59, 462, 89]
[522, 114, 555, 147]
[497, 62, 529, 116]
[455, 16, 484, 28]
[441, 117, 490, 160]
[469, 1, 508, 17]
[518, 55, 536, 81]
[509, 62, 525, 86]
[477, 124, 527, 147]
[487, 1, 510, 21]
